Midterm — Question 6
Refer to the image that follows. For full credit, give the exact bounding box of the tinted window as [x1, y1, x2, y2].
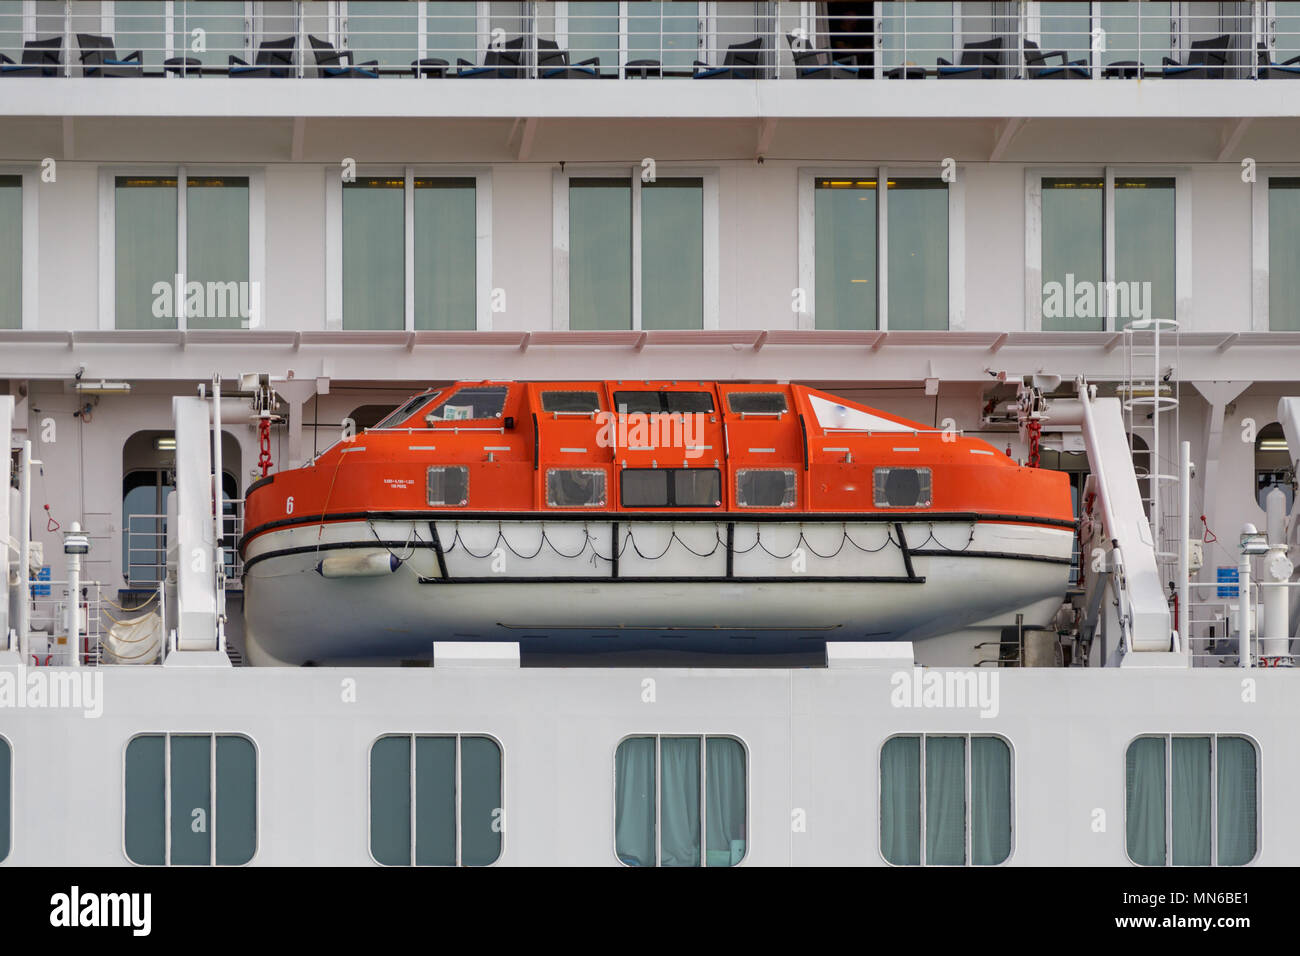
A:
[673, 469, 721, 507]
[874, 467, 932, 508]
[547, 468, 607, 507]
[426, 386, 509, 422]
[428, 466, 469, 506]
[541, 390, 602, 414]
[736, 469, 796, 508]
[613, 391, 664, 415]
[621, 469, 720, 508]
[376, 391, 441, 429]
[613, 391, 714, 414]
[727, 392, 788, 415]
[621, 470, 669, 507]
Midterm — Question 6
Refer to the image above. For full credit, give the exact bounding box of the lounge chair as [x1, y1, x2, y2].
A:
[77, 34, 143, 77]
[0, 36, 61, 77]
[1024, 39, 1088, 79]
[937, 37, 1004, 79]
[228, 36, 296, 78]
[1257, 41, 1300, 79]
[1161, 35, 1229, 78]
[693, 37, 764, 79]
[455, 37, 525, 78]
[308, 34, 379, 78]
[786, 33, 858, 79]
[537, 38, 599, 78]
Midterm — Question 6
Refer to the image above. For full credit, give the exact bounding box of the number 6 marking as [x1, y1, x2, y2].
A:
[286, 496, 295, 515]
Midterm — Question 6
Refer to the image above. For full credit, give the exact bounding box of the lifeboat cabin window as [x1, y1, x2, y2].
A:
[1125, 735, 1258, 867]
[370, 734, 503, 867]
[726, 392, 788, 416]
[541, 391, 602, 415]
[547, 468, 607, 508]
[425, 386, 509, 422]
[375, 391, 442, 429]
[880, 735, 1012, 867]
[620, 468, 721, 508]
[612, 391, 715, 415]
[427, 466, 469, 507]
[124, 733, 257, 867]
[873, 467, 932, 508]
[615, 736, 747, 867]
[736, 468, 797, 508]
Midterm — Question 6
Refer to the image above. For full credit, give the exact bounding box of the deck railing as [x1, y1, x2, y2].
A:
[125, 499, 243, 590]
[0, 2, 1291, 81]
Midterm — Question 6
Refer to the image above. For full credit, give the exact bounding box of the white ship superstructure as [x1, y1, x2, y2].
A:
[0, 1, 1299, 869]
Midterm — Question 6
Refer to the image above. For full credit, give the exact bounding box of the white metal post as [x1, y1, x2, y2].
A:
[66, 521, 81, 668]
[18, 440, 32, 662]
[1238, 552, 1252, 669]
[1178, 440, 1190, 652]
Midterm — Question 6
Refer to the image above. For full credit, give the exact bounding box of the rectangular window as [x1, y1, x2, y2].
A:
[414, 178, 476, 330]
[0, 735, 9, 863]
[1037, 2, 1093, 67]
[124, 733, 257, 866]
[736, 469, 797, 508]
[621, 468, 721, 508]
[1125, 734, 1258, 866]
[613, 391, 715, 414]
[726, 392, 788, 416]
[344, 0, 417, 69]
[568, 176, 705, 330]
[173, 0, 246, 69]
[425, 0, 477, 66]
[880, 2, 954, 70]
[547, 468, 608, 508]
[0, 175, 19, 330]
[1269, 178, 1300, 331]
[370, 734, 503, 866]
[814, 178, 877, 330]
[888, 179, 948, 330]
[873, 467, 933, 508]
[1099, 1, 1173, 69]
[1041, 178, 1104, 332]
[881, 734, 1012, 866]
[615, 735, 746, 867]
[425, 385, 508, 422]
[427, 466, 469, 506]
[343, 177, 405, 330]
[1114, 178, 1176, 324]
[628, 0, 700, 70]
[186, 177, 250, 331]
[541, 390, 602, 414]
[115, 177, 178, 330]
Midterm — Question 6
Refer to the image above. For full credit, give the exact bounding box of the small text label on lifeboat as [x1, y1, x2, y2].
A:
[889, 668, 999, 719]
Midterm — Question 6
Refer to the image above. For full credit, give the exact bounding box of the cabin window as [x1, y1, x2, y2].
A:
[615, 735, 746, 867]
[1269, 179, 1300, 330]
[0, 175, 20, 329]
[735, 469, 797, 509]
[540, 390, 602, 414]
[1125, 735, 1258, 867]
[546, 468, 607, 508]
[726, 392, 788, 416]
[427, 466, 469, 507]
[873, 467, 932, 508]
[0, 735, 9, 863]
[1254, 423, 1293, 510]
[124, 733, 257, 866]
[880, 734, 1012, 867]
[612, 391, 715, 415]
[620, 468, 721, 508]
[370, 734, 502, 867]
[375, 392, 442, 430]
[425, 386, 509, 422]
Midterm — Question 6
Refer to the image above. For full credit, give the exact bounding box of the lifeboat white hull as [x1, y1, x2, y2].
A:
[241, 517, 1074, 666]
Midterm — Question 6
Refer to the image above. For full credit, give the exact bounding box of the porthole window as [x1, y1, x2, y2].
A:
[735, 468, 797, 508]
[427, 466, 469, 506]
[546, 468, 607, 508]
[873, 467, 932, 508]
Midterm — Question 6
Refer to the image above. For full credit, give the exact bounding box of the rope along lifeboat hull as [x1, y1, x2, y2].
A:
[240, 382, 1075, 666]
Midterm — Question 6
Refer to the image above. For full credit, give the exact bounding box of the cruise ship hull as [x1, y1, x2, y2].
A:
[242, 516, 1075, 666]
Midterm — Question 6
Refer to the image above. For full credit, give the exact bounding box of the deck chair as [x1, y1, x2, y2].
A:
[1162, 35, 1229, 78]
[694, 37, 764, 79]
[937, 36, 1004, 79]
[537, 38, 599, 78]
[456, 37, 525, 78]
[77, 34, 143, 77]
[228, 36, 296, 78]
[1257, 41, 1300, 79]
[0, 36, 62, 77]
[786, 33, 858, 79]
[1024, 40, 1088, 79]
[308, 35, 379, 78]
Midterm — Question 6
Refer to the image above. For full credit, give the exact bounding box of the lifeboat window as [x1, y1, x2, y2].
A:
[736, 469, 797, 508]
[376, 391, 442, 429]
[427, 466, 469, 506]
[873, 467, 932, 508]
[370, 735, 502, 867]
[425, 386, 509, 422]
[546, 468, 608, 508]
[541, 390, 602, 414]
[613, 391, 715, 415]
[620, 468, 721, 508]
[615, 735, 747, 867]
[726, 392, 788, 416]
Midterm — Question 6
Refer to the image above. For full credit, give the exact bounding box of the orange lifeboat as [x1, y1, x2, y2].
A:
[240, 381, 1075, 666]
